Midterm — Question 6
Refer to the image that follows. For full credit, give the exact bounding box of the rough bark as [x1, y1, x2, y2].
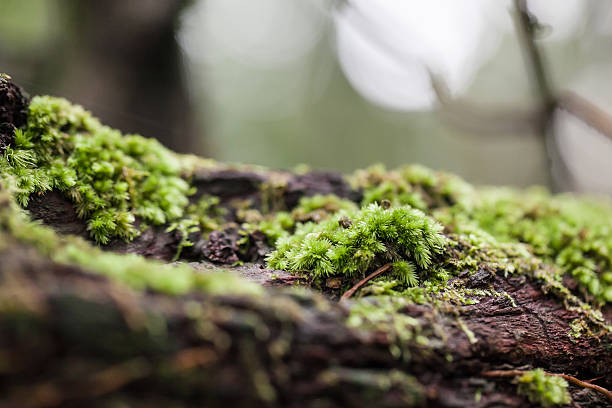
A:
[1, 237, 610, 408]
[0, 74, 29, 149]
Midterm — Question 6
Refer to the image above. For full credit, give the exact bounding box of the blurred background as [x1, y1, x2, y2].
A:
[1, 0, 611, 192]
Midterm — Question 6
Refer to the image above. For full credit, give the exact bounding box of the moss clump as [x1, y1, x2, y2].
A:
[516, 369, 571, 407]
[0, 179, 260, 297]
[354, 165, 612, 305]
[241, 193, 359, 247]
[266, 203, 447, 288]
[350, 164, 474, 211]
[453, 188, 612, 303]
[1, 96, 194, 243]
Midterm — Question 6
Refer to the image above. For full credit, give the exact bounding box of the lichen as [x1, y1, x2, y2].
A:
[516, 369, 571, 407]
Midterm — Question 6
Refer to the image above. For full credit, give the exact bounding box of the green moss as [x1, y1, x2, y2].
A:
[354, 165, 612, 305]
[350, 164, 474, 211]
[1, 96, 195, 244]
[0, 179, 261, 298]
[347, 296, 442, 360]
[266, 203, 447, 288]
[319, 367, 424, 406]
[461, 188, 612, 303]
[516, 369, 571, 407]
[242, 193, 359, 247]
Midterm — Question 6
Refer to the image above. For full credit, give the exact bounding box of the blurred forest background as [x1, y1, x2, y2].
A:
[1, 0, 611, 193]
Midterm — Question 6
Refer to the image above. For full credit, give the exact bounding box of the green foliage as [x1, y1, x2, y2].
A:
[462, 188, 612, 303]
[354, 165, 612, 305]
[516, 369, 571, 407]
[391, 260, 419, 287]
[350, 164, 473, 211]
[290, 193, 358, 223]
[0, 179, 261, 297]
[266, 203, 447, 286]
[242, 194, 358, 246]
[1, 96, 193, 243]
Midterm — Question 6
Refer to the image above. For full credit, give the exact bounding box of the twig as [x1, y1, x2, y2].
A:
[513, 0, 555, 110]
[558, 91, 612, 142]
[429, 71, 542, 135]
[513, 0, 564, 191]
[482, 369, 612, 403]
[340, 263, 392, 301]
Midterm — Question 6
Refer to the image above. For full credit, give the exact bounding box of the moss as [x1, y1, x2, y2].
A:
[460, 188, 612, 303]
[266, 203, 447, 289]
[1, 96, 195, 244]
[350, 164, 474, 212]
[267, 171, 609, 337]
[167, 195, 226, 260]
[319, 367, 424, 406]
[354, 165, 612, 306]
[0, 179, 261, 298]
[347, 296, 443, 361]
[516, 369, 571, 407]
[242, 193, 359, 247]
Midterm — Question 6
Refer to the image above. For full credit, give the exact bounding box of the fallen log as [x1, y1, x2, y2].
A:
[1, 75, 611, 407]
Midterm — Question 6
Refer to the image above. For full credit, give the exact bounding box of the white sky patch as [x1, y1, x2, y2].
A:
[333, 0, 585, 110]
[178, 0, 587, 112]
[179, 0, 327, 68]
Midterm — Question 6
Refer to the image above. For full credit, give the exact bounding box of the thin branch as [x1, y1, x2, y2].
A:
[429, 72, 542, 135]
[558, 91, 612, 142]
[482, 370, 612, 403]
[513, 0, 569, 191]
[513, 0, 555, 111]
[340, 263, 392, 301]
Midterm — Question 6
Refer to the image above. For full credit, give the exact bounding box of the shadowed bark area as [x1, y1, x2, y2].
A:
[0, 74, 29, 149]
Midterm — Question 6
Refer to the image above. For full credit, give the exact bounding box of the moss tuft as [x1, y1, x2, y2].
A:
[1, 96, 194, 243]
[516, 369, 571, 407]
[0, 179, 260, 297]
[266, 203, 447, 287]
[453, 188, 612, 304]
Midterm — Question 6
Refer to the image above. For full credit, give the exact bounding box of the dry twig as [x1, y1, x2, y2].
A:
[340, 263, 392, 301]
